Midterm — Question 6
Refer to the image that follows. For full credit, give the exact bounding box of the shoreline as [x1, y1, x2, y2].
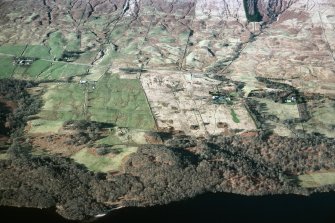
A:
[2, 191, 335, 223]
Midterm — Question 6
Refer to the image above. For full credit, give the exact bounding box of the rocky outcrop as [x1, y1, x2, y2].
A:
[243, 0, 296, 22]
[257, 0, 296, 22]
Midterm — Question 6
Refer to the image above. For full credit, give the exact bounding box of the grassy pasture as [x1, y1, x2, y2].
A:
[298, 171, 335, 188]
[30, 74, 155, 134]
[89, 74, 156, 130]
[71, 146, 137, 172]
[0, 55, 16, 78]
[87, 16, 110, 30]
[65, 32, 81, 52]
[29, 119, 64, 133]
[255, 98, 300, 136]
[12, 66, 29, 77]
[41, 62, 68, 79]
[48, 31, 66, 59]
[41, 83, 85, 113]
[259, 99, 299, 120]
[109, 24, 128, 41]
[97, 128, 148, 146]
[97, 133, 123, 146]
[96, 45, 116, 66]
[148, 26, 169, 36]
[0, 59, 89, 80]
[160, 37, 176, 43]
[0, 44, 26, 56]
[0, 44, 91, 80]
[29, 83, 86, 133]
[299, 101, 335, 138]
[38, 62, 89, 80]
[0, 44, 52, 59]
[75, 51, 98, 64]
[86, 66, 108, 81]
[25, 60, 52, 78]
[23, 45, 52, 59]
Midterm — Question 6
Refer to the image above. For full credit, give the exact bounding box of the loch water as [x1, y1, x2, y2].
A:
[1, 192, 335, 223]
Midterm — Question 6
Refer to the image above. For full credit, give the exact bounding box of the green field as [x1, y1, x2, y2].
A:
[0, 44, 26, 56]
[71, 146, 137, 172]
[255, 98, 300, 136]
[23, 45, 52, 60]
[256, 98, 299, 120]
[24, 60, 52, 78]
[89, 74, 156, 129]
[0, 58, 90, 80]
[96, 45, 117, 66]
[75, 51, 98, 64]
[298, 100, 335, 138]
[0, 44, 94, 80]
[30, 74, 155, 133]
[29, 83, 86, 133]
[298, 171, 335, 188]
[231, 109, 240, 123]
[29, 74, 154, 171]
[39, 62, 90, 80]
[48, 31, 66, 59]
[0, 55, 16, 78]
[97, 133, 123, 145]
[0, 44, 52, 59]
[97, 128, 148, 146]
[65, 32, 81, 52]
[29, 120, 65, 134]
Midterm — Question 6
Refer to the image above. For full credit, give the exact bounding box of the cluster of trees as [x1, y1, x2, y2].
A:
[209, 135, 335, 175]
[0, 79, 41, 139]
[243, 0, 263, 22]
[119, 67, 147, 74]
[1, 132, 335, 220]
[245, 97, 309, 135]
[95, 146, 123, 156]
[297, 103, 310, 121]
[244, 98, 276, 130]
[58, 51, 82, 62]
[254, 77, 311, 121]
[0, 79, 334, 221]
[63, 120, 113, 146]
[1, 145, 110, 220]
[248, 90, 293, 103]
[109, 133, 333, 207]
[256, 77, 298, 92]
[0, 101, 11, 137]
[246, 76, 314, 131]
